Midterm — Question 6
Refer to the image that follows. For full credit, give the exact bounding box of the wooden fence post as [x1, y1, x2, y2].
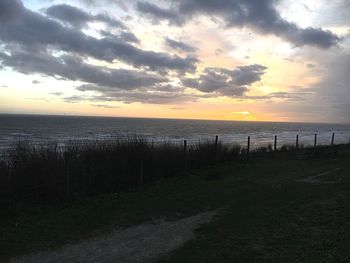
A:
[314, 134, 317, 149]
[247, 136, 250, 157]
[139, 155, 144, 187]
[296, 134, 299, 151]
[183, 140, 187, 171]
[213, 135, 219, 164]
[274, 135, 277, 152]
[331, 132, 335, 145]
[64, 151, 70, 200]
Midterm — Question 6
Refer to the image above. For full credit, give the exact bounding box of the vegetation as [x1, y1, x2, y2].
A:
[1, 142, 349, 262]
[0, 138, 241, 207]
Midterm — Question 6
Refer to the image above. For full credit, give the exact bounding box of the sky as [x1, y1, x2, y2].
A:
[0, 0, 349, 123]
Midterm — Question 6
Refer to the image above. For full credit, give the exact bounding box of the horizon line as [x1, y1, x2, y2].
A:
[1, 112, 349, 126]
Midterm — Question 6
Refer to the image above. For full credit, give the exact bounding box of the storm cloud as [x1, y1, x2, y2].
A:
[0, 51, 167, 90]
[137, 0, 340, 49]
[0, 0, 348, 119]
[72, 84, 197, 104]
[182, 64, 267, 96]
[165, 38, 196, 53]
[0, 0, 197, 72]
[46, 4, 125, 28]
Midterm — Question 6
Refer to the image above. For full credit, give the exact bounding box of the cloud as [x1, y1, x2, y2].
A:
[137, 1, 182, 25]
[310, 52, 350, 122]
[244, 91, 313, 102]
[95, 91, 197, 104]
[164, 37, 196, 53]
[63, 95, 83, 103]
[76, 0, 128, 9]
[92, 104, 120, 109]
[182, 64, 267, 96]
[0, 0, 24, 22]
[0, 50, 167, 90]
[137, 0, 340, 49]
[0, 46, 198, 105]
[71, 84, 198, 104]
[46, 4, 125, 29]
[50, 92, 64, 96]
[99, 30, 140, 44]
[32, 80, 40, 84]
[119, 31, 140, 44]
[0, 1, 197, 72]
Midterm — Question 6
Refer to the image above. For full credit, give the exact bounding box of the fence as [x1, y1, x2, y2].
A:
[1, 131, 349, 159]
[0, 131, 349, 205]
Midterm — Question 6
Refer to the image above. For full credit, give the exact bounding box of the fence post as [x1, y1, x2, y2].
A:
[64, 151, 70, 200]
[183, 140, 187, 171]
[314, 133, 317, 149]
[331, 132, 335, 146]
[214, 135, 218, 164]
[247, 136, 250, 157]
[139, 155, 144, 187]
[296, 134, 299, 151]
[274, 135, 277, 152]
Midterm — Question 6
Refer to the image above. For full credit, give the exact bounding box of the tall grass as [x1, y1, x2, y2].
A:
[0, 137, 241, 206]
[0, 137, 343, 209]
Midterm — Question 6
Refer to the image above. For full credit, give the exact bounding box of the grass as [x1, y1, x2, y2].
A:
[0, 137, 241, 209]
[1, 144, 349, 262]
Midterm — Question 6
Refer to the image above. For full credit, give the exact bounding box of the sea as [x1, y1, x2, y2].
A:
[1, 114, 350, 151]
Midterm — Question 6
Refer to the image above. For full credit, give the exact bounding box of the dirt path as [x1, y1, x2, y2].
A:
[296, 168, 341, 184]
[10, 211, 216, 263]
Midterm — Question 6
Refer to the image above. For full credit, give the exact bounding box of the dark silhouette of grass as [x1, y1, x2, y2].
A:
[0, 137, 343, 212]
[0, 137, 242, 207]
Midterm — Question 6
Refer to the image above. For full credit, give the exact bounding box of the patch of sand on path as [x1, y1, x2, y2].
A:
[296, 168, 341, 184]
[10, 211, 216, 263]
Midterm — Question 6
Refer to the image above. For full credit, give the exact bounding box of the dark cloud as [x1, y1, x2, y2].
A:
[0, 50, 167, 90]
[99, 30, 140, 44]
[46, 4, 125, 29]
[32, 80, 40, 84]
[0, 47, 200, 104]
[93, 90, 198, 104]
[182, 64, 267, 96]
[71, 84, 198, 104]
[0, 1, 197, 72]
[63, 95, 83, 103]
[165, 37, 196, 53]
[137, 1, 182, 25]
[0, 0, 24, 22]
[137, 0, 340, 49]
[46, 4, 94, 28]
[119, 31, 140, 44]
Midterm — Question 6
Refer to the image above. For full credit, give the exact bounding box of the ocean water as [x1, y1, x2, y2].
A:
[1, 114, 350, 150]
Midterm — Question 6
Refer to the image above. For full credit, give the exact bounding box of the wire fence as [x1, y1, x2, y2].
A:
[1, 131, 350, 159]
[1, 131, 349, 204]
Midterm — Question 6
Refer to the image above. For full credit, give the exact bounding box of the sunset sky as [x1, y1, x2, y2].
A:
[0, 0, 349, 123]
